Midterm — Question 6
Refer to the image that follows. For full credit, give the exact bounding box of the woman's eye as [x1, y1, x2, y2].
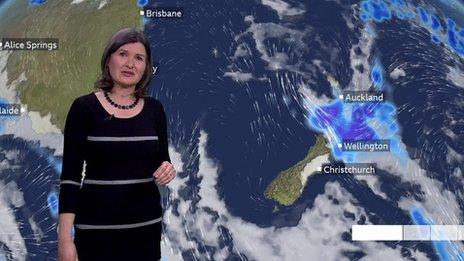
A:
[137, 57, 144, 61]
[119, 52, 126, 56]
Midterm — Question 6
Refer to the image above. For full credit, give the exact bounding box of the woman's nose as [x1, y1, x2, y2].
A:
[125, 58, 135, 68]
[125, 62, 134, 69]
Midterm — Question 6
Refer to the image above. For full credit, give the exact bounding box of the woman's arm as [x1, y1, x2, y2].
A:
[153, 101, 176, 185]
[58, 213, 78, 261]
[156, 101, 171, 163]
[57, 97, 88, 260]
[58, 98, 88, 215]
[58, 213, 75, 243]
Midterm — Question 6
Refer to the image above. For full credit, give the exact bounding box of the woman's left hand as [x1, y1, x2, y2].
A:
[153, 161, 176, 185]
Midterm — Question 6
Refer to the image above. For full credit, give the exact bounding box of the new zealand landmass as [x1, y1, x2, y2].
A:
[265, 135, 330, 208]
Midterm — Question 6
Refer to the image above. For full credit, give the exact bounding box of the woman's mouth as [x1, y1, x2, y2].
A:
[121, 71, 135, 77]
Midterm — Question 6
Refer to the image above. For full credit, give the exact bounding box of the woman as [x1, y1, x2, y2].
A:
[57, 27, 176, 261]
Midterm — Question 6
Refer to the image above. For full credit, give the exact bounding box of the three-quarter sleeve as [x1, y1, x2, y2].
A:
[156, 101, 171, 163]
[58, 98, 88, 214]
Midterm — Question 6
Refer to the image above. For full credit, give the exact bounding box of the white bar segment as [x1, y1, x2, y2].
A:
[403, 225, 430, 241]
[430, 225, 458, 241]
[457, 226, 464, 240]
[353, 225, 464, 241]
[352, 225, 403, 241]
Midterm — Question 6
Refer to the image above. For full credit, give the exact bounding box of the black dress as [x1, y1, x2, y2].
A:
[58, 92, 171, 261]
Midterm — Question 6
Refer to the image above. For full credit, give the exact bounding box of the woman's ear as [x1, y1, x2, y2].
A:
[105, 59, 110, 72]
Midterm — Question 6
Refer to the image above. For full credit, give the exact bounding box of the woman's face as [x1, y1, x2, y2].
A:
[107, 42, 147, 89]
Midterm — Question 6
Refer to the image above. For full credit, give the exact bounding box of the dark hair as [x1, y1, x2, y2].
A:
[94, 27, 153, 98]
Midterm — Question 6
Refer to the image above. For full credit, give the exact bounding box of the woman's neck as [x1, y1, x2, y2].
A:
[108, 85, 136, 101]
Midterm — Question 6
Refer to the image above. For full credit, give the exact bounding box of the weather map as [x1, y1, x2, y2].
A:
[0, 0, 464, 260]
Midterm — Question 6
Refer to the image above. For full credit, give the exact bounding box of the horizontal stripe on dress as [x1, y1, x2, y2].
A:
[60, 180, 81, 186]
[83, 177, 154, 185]
[87, 136, 158, 141]
[61, 178, 154, 187]
[74, 216, 162, 230]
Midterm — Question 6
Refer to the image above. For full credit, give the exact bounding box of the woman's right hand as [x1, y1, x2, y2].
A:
[58, 239, 78, 261]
